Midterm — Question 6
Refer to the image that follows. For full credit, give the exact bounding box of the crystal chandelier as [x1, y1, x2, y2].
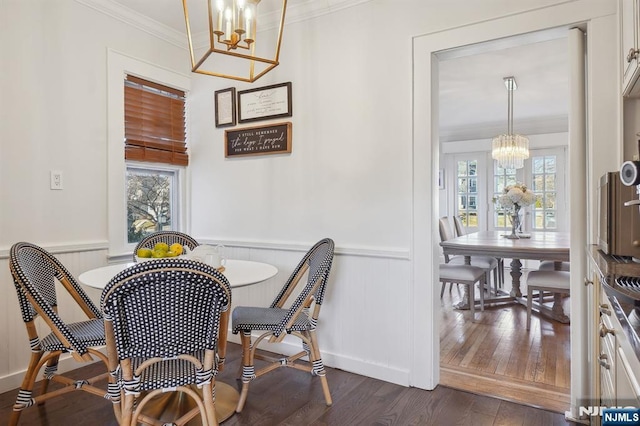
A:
[182, 0, 288, 83]
[491, 76, 529, 169]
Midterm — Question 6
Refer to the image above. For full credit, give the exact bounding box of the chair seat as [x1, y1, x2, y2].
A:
[448, 255, 498, 270]
[538, 260, 570, 271]
[439, 264, 485, 283]
[40, 318, 106, 352]
[527, 270, 570, 290]
[232, 307, 311, 333]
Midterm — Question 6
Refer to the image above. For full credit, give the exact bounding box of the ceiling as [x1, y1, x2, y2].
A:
[438, 30, 569, 142]
[99, 0, 569, 142]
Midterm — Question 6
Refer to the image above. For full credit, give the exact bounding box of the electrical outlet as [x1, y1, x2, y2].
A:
[50, 170, 63, 190]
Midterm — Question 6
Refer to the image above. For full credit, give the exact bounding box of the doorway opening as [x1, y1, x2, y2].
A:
[436, 29, 572, 413]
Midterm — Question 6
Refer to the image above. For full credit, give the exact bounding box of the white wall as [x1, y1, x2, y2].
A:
[0, 0, 622, 397]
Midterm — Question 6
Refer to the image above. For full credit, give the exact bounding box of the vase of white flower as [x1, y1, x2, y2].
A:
[494, 182, 537, 239]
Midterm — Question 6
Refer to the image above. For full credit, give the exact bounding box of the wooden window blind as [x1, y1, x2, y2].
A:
[124, 75, 188, 166]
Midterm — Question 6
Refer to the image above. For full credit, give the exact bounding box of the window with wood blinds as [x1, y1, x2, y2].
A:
[124, 75, 188, 166]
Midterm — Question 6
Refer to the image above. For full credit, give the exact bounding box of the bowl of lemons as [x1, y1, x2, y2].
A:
[136, 242, 185, 262]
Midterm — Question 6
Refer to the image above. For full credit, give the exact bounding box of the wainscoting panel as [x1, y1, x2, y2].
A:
[0, 241, 413, 393]
[218, 241, 413, 385]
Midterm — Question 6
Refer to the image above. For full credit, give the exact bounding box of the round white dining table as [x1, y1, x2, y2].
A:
[78, 258, 278, 290]
[78, 258, 278, 422]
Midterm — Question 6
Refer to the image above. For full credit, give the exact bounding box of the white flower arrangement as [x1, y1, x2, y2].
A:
[495, 182, 537, 210]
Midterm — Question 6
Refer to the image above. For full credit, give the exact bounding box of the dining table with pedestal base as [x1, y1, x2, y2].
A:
[78, 258, 278, 423]
[440, 230, 571, 323]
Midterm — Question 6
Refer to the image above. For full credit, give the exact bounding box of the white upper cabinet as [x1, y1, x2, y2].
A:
[622, 0, 640, 96]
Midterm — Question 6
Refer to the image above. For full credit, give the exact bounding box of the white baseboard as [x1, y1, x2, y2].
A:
[0, 349, 106, 395]
[226, 332, 409, 387]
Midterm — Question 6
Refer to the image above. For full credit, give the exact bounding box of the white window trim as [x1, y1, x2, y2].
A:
[107, 49, 191, 260]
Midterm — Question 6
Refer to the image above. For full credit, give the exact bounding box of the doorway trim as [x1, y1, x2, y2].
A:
[410, 1, 616, 420]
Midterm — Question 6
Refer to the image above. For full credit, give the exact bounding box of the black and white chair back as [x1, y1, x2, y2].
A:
[132, 230, 199, 261]
[101, 258, 231, 426]
[8, 242, 109, 426]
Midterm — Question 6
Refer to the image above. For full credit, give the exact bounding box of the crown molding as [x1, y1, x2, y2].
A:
[75, 0, 372, 50]
[75, 0, 187, 48]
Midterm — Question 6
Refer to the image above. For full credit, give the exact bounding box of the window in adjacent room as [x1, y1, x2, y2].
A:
[531, 154, 558, 231]
[492, 163, 517, 229]
[456, 159, 479, 229]
[124, 75, 187, 244]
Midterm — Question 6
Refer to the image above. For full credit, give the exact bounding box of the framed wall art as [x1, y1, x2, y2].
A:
[214, 87, 236, 128]
[237, 82, 292, 123]
[225, 122, 292, 158]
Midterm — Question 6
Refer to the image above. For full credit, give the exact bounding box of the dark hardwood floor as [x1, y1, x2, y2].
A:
[1, 343, 575, 425]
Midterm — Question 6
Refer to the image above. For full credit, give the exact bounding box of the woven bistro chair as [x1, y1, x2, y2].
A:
[132, 230, 199, 261]
[101, 258, 231, 426]
[232, 238, 335, 413]
[8, 242, 110, 426]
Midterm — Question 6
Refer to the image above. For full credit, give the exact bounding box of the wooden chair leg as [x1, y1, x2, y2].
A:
[38, 354, 61, 400]
[308, 330, 332, 406]
[236, 331, 254, 413]
[9, 350, 45, 426]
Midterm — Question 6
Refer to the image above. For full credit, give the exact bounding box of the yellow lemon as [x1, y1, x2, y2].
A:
[169, 243, 183, 255]
[136, 248, 153, 258]
[165, 250, 178, 257]
[151, 249, 165, 258]
[154, 242, 169, 253]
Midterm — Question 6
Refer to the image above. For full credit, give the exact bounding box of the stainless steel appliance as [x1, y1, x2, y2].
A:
[599, 171, 640, 258]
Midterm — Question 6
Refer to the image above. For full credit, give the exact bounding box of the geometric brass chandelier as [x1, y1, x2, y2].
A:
[491, 76, 530, 170]
[182, 0, 288, 83]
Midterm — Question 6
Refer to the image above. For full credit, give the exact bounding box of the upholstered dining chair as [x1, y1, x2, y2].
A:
[101, 258, 231, 426]
[525, 270, 571, 330]
[439, 217, 499, 296]
[452, 215, 504, 290]
[132, 230, 200, 261]
[8, 242, 110, 426]
[231, 238, 335, 413]
[439, 263, 486, 322]
[538, 260, 570, 271]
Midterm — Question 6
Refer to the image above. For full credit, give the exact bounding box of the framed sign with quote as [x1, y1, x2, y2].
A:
[214, 87, 236, 128]
[225, 122, 292, 157]
[237, 82, 292, 123]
